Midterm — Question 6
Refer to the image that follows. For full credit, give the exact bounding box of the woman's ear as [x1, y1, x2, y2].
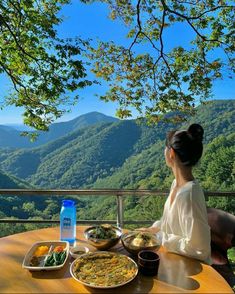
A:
[170, 148, 176, 160]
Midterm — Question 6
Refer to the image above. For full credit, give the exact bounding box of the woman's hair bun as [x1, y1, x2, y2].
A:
[187, 123, 204, 142]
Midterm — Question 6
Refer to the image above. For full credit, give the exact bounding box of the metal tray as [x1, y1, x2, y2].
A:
[22, 240, 69, 271]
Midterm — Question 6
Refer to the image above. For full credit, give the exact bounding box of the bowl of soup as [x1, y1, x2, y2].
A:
[121, 231, 160, 255]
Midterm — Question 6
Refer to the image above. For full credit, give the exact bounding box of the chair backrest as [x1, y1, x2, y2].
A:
[207, 207, 235, 252]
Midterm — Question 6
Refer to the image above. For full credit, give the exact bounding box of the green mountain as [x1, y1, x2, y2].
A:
[1, 100, 234, 189]
[0, 100, 235, 188]
[0, 112, 118, 148]
[92, 100, 235, 190]
[0, 119, 177, 187]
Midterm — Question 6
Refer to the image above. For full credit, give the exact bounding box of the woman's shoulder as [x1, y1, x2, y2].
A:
[191, 180, 204, 195]
[177, 180, 204, 200]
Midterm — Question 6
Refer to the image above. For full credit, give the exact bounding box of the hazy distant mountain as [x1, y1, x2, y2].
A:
[0, 125, 31, 148]
[0, 112, 118, 148]
[4, 124, 33, 131]
[0, 125, 17, 132]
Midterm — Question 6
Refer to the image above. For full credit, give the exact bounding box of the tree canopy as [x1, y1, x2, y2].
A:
[0, 0, 234, 130]
[0, 0, 91, 132]
[85, 0, 234, 121]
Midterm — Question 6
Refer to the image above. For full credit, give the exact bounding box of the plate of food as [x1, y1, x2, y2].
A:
[70, 251, 138, 288]
[22, 240, 69, 271]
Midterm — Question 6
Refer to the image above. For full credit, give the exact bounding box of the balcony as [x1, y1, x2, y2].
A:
[0, 188, 234, 229]
[1, 188, 234, 290]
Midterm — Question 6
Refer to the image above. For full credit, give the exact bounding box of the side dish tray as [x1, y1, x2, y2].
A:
[22, 240, 69, 271]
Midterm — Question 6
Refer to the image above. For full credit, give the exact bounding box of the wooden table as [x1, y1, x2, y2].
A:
[0, 226, 233, 293]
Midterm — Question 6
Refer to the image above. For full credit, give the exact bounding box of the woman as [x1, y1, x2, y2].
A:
[141, 123, 211, 264]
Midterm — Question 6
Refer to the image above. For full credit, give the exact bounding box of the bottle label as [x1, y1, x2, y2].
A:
[62, 217, 71, 229]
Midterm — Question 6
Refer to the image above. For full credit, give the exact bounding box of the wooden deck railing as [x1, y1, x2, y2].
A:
[0, 189, 234, 228]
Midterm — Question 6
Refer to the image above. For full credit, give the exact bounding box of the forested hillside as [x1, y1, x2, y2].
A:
[0, 100, 234, 237]
[1, 100, 234, 188]
[0, 170, 33, 189]
[0, 119, 176, 187]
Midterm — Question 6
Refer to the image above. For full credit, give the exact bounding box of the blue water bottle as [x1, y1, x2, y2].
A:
[60, 200, 76, 244]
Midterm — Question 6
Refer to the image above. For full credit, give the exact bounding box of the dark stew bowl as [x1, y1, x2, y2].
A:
[84, 225, 122, 250]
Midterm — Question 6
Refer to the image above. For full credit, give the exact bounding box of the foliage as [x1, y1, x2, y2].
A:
[1, 0, 234, 132]
[84, 0, 235, 121]
[0, 0, 92, 133]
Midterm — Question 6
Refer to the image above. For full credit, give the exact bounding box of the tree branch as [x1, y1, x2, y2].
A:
[188, 5, 234, 20]
[129, 0, 142, 51]
[0, 54, 48, 110]
[175, 0, 200, 4]
[0, 15, 39, 62]
[160, 0, 231, 45]
[0, 59, 21, 93]
[7, 0, 22, 16]
[158, 9, 182, 91]
[159, 9, 165, 57]
[162, 0, 234, 20]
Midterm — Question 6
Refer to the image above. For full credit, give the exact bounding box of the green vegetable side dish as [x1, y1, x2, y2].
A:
[45, 251, 66, 266]
[89, 225, 117, 239]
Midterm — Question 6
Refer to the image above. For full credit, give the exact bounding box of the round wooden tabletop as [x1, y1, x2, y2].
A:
[0, 226, 233, 293]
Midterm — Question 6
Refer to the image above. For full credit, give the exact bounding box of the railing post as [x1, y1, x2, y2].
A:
[116, 194, 124, 229]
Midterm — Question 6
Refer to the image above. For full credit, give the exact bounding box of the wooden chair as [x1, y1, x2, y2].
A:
[207, 207, 235, 287]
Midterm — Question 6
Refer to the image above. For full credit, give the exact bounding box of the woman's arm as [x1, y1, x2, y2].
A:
[137, 217, 162, 234]
[136, 226, 160, 234]
[162, 221, 211, 262]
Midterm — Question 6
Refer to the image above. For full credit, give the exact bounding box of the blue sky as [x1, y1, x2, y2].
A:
[0, 1, 234, 124]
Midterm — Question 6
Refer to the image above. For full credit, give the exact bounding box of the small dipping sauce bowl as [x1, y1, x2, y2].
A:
[70, 245, 89, 259]
[138, 250, 160, 276]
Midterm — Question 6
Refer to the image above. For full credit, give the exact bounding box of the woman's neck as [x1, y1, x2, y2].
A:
[172, 165, 194, 188]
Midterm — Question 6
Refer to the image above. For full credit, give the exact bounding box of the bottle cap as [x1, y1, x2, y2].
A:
[62, 200, 75, 207]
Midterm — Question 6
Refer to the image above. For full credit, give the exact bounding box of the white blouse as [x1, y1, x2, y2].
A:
[152, 180, 212, 264]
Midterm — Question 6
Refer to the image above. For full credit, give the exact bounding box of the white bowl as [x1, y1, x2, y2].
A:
[70, 245, 89, 259]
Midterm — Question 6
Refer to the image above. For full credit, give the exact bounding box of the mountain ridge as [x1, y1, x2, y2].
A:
[0, 112, 118, 148]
